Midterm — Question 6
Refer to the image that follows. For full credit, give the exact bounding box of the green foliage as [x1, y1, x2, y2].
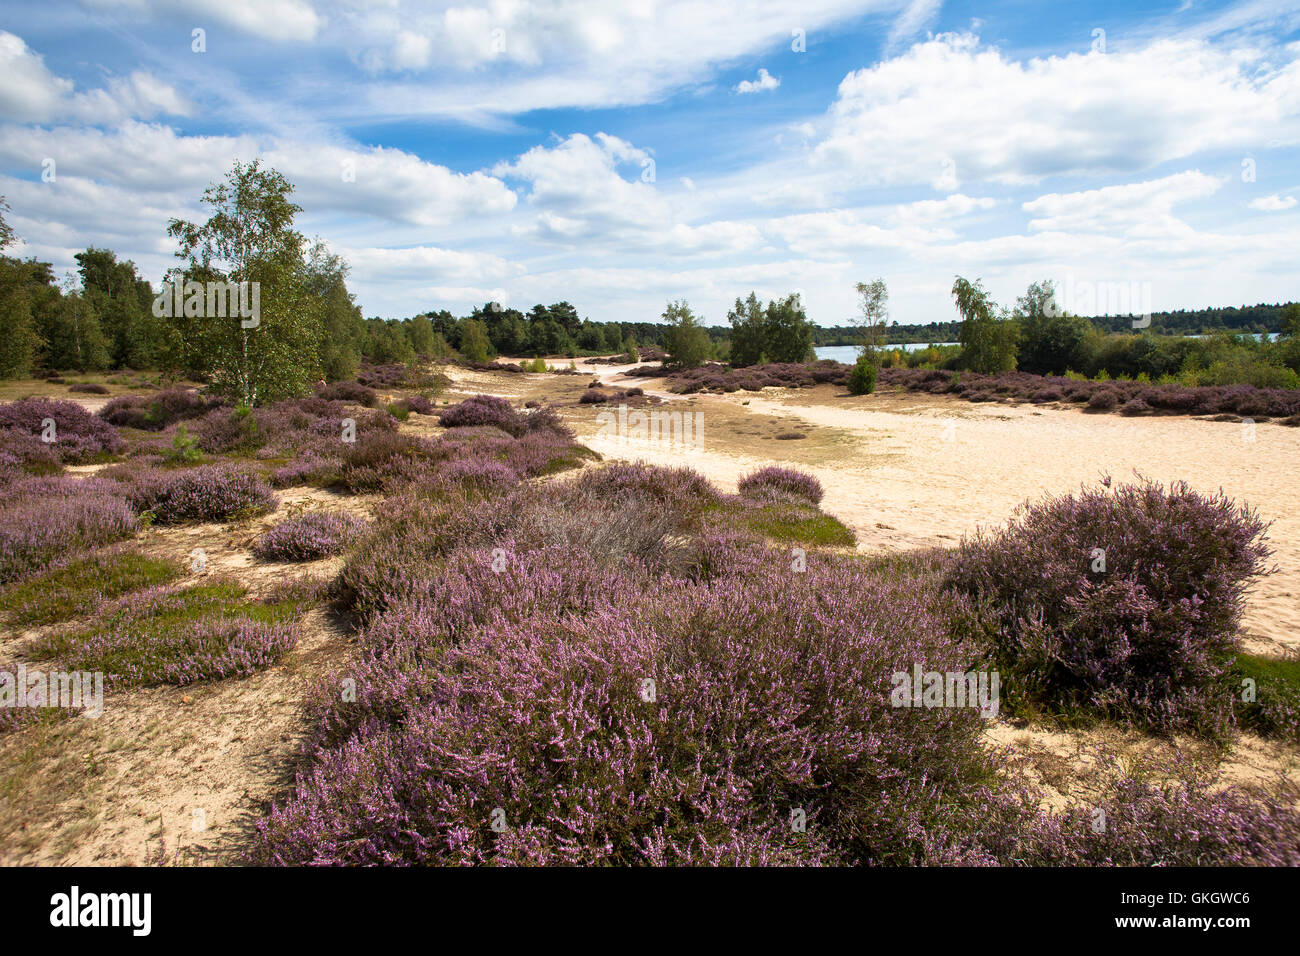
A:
[165, 160, 322, 406]
[0, 549, 182, 629]
[0, 257, 44, 379]
[727, 292, 766, 366]
[661, 299, 711, 369]
[763, 293, 814, 363]
[847, 353, 878, 395]
[953, 276, 1019, 373]
[459, 317, 493, 363]
[1014, 280, 1096, 376]
[166, 424, 202, 464]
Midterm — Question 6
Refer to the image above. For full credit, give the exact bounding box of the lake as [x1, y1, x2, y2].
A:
[814, 343, 958, 363]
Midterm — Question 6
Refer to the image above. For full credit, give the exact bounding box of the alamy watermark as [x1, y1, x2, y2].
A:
[595, 404, 704, 449]
[1045, 274, 1152, 328]
[152, 280, 260, 328]
[1, 665, 104, 718]
[890, 664, 1000, 717]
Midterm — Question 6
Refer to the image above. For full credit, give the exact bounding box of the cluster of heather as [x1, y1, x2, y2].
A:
[0, 478, 138, 583]
[261, 534, 999, 865]
[737, 466, 824, 507]
[98, 388, 220, 431]
[27, 579, 302, 689]
[67, 383, 109, 395]
[123, 464, 278, 524]
[260, 462, 1300, 865]
[316, 381, 377, 406]
[879, 368, 1300, 419]
[0, 398, 124, 463]
[577, 385, 647, 404]
[253, 512, 369, 562]
[949, 479, 1272, 736]
[436, 393, 529, 434]
[629, 360, 847, 393]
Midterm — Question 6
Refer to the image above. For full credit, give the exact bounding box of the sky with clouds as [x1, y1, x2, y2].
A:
[1, 0, 1298, 327]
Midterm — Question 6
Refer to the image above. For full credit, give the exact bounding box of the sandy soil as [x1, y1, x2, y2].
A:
[538, 362, 1299, 659]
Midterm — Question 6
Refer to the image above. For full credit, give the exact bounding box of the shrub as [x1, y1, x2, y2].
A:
[0, 398, 124, 462]
[69, 383, 109, 394]
[847, 355, 878, 395]
[128, 465, 278, 524]
[437, 394, 527, 437]
[98, 388, 217, 431]
[253, 512, 368, 562]
[1087, 389, 1120, 410]
[335, 431, 445, 493]
[737, 466, 824, 507]
[317, 381, 378, 407]
[0, 491, 139, 583]
[0, 547, 181, 628]
[258, 545, 995, 865]
[575, 462, 718, 507]
[948, 479, 1272, 736]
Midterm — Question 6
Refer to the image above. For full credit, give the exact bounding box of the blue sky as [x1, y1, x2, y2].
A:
[1, 0, 1298, 327]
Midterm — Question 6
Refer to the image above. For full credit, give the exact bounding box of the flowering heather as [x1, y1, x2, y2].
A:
[0, 398, 124, 463]
[316, 381, 378, 407]
[737, 465, 824, 507]
[29, 580, 302, 689]
[948, 478, 1272, 736]
[0, 546, 180, 628]
[414, 457, 521, 497]
[259, 545, 994, 865]
[0, 489, 138, 584]
[573, 461, 718, 506]
[335, 431, 447, 493]
[253, 512, 369, 562]
[127, 465, 278, 524]
[270, 455, 341, 489]
[436, 394, 528, 436]
[98, 388, 218, 431]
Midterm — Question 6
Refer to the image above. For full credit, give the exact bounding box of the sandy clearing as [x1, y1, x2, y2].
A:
[562, 367, 1299, 658]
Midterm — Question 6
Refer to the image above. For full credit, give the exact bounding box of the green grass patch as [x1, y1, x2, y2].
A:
[0, 549, 182, 629]
[708, 500, 856, 548]
[1234, 653, 1300, 742]
[26, 578, 314, 690]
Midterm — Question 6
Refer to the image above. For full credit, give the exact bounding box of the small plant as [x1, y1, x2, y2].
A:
[737, 466, 824, 507]
[847, 354, 878, 395]
[253, 512, 368, 562]
[166, 424, 202, 464]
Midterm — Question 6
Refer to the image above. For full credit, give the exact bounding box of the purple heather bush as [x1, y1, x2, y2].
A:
[436, 394, 528, 436]
[316, 381, 378, 406]
[127, 465, 278, 524]
[254, 462, 1300, 866]
[260, 543, 995, 865]
[252, 512, 369, 562]
[97, 387, 218, 431]
[0, 398, 124, 463]
[737, 465, 825, 507]
[0, 489, 138, 583]
[949, 478, 1272, 736]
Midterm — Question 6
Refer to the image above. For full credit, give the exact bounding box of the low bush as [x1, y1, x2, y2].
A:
[253, 512, 369, 562]
[0, 490, 139, 584]
[127, 465, 278, 524]
[437, 394, 527, 436]
[0, 398, 124, 463]
[948, 478, 1272, 736]
[737, 465, 824, 506]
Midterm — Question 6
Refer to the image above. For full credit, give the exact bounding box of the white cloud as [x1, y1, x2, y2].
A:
[886, 0, 942, 54]
[735, 68, 780, 94]
[1249, 192, 1298, 210]
[83, 0, 323, 43]
[815, 33, 1300, 187]
[0, 31, 191, 123]
[1022, 171, 1224, 237]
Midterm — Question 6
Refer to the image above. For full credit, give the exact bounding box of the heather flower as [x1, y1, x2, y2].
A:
[253, 512, 368, 562]
[737, 465, 825, 507]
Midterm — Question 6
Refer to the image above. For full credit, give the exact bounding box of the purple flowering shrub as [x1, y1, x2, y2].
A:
[573, 461, 718, 506]
[316, 381, 378, 407]
[252, 512, 369, 562]
[259, 544, 997, 865]
[0, 483, 138, 583]
[737, 465, 825, 506]
[0, 398, 124, 463]
[436, 394, 528, 436]
[126, 465, 278, 524]
[27, 579, 303, 689]
[334, 431, 447, 493]
[948, 478, 1272, 736]
[98, 388, 219, 431]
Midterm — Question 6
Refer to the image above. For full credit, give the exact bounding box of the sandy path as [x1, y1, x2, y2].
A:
[565, 366, 1298, 657]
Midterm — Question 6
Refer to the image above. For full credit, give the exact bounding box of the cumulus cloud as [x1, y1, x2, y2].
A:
[0, 31, 191, 123]
[735, 68, 780, 94]
[1249, 193, 1298, 211]
[814, 33, 1300, 187]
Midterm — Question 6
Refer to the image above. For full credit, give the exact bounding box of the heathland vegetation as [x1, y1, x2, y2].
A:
[1, 162, 1299, 865]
